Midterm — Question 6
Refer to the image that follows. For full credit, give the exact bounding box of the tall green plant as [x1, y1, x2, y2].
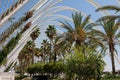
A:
[92, 19, 120, 74]
[65, 46, 104, 80]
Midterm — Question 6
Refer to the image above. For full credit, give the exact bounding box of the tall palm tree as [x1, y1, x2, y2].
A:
[92, 19, 120, 74]
[59, 12, 94, 47]
[26, 41, 35, 64]
[45, 25, 57, 62]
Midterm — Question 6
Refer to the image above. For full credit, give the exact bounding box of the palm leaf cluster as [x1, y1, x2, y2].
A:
[30, 28, 40, 41]
[59, 13, 93, 47]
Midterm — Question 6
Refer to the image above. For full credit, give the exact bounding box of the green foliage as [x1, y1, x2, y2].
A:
[45, 25, 56, 40]
[27, 63, 44, 75]
[18, 41, 35, 75]
[27, 61, 65, 76]
[1, 58, 7, 65]
[102, 74, 120, 80]
[15, 75, 28, 80]
[65, 46, 105, 80]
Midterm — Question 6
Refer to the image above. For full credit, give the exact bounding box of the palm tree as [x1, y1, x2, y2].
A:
[95, 4, 120, 74]
[30, 28, 40, 41]
[34, 48, 41, 62]
[45, 25, 56, 40]
[41, 39, 51, 63]
[18, 41, 36, 74]
[26, 41, 35, 64]
[59, 12, 94, 47]
[92, 19, 120, 74]
[45, 25, 57, 62]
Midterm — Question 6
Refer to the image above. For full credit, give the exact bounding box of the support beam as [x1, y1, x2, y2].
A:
[0, 0, 29, 28]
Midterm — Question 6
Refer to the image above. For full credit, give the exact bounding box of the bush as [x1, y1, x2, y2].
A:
[27, 63, 44, 75]
[27, 61, 65, 78]
[65, 47, 105, 80]
[15, 75, 28, 80]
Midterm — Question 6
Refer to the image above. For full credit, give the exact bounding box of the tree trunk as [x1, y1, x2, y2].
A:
[109, 42, 115, 74]
[54, 52, 56, 63]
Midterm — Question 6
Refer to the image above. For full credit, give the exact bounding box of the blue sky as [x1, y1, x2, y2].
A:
[0, 0, 120, 71]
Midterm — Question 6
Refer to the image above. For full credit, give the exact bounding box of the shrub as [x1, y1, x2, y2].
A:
[65, 47, 105, 80]
[27, 61, 65, 78]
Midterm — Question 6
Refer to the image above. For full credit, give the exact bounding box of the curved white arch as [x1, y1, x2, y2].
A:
[34, 14, 72, 26]
[87, 0, 109, 16]
[32, 6, 94, 26]
[28, 0, 63, 24]
[31, 0, 48, 11]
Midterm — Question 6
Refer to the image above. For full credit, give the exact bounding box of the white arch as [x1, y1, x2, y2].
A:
[31, 0, 48, 11]
[87, 0, 109, 16]
[34, 14, 72, 26]
[28, 0, 63, 24]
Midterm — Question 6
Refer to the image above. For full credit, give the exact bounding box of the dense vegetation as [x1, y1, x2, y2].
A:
[14, 11, 120, 79]
[1, 2, 120, 80]
[26, 47, 104, 80]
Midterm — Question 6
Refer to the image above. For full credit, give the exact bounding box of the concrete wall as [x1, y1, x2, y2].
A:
[0, 72, 14, 80]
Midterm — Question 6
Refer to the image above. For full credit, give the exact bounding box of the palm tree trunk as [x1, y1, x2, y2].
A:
[54, 52, 56, 63]
[109, 42, 115, 74]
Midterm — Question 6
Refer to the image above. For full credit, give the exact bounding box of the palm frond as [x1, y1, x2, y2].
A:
[115, 32, 120, 39]
[72, 12, 82, 28]
[96, 15, 120, 22]
[96, 5, 120, 12]
[83, 23, 96, 31]
[91, 29, 107, 39]
[59, 21, 73, 31]
[81, 15, 91, 29]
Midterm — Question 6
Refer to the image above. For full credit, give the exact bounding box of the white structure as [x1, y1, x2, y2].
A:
[0, 72, 14, 80]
